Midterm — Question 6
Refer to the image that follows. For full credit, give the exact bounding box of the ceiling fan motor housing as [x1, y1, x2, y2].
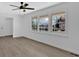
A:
[20, 6, 24, 9]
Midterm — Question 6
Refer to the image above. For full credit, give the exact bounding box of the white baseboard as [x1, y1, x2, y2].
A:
[0, 35, 13, 37]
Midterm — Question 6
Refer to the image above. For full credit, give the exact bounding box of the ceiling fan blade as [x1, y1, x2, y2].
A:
[24, 3, 29, 7]
[12, 8, 20, 10]
[24, 8, 35, 10]
[10, 5, 19, 8]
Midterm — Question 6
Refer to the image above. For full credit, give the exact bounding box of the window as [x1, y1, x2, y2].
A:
[39, 17, 49, 31]
[32, 11, 66, 33]
[52, 12, 65, 32]
[32, 17, 38, 31]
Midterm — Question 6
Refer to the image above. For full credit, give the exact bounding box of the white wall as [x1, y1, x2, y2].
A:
[13, 14, 26, 37]
[13, 3, 79, 54]
[0, 13, 13, 36]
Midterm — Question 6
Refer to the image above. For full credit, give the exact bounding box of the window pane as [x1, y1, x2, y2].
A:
[52, 12, 65, 32]
[39, 17, 48, 31]
[32, 18, 38, 30]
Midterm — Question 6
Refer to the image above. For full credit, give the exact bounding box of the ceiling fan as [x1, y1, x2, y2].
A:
[10, 2, 35, 12]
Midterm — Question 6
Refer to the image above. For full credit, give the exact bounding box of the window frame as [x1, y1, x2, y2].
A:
[32, 16, 38, 31]
[38, 15, 49, 32]
[51, 12, 66, 32]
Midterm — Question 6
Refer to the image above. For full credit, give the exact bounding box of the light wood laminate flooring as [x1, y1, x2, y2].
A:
[0, 36, 75, 57]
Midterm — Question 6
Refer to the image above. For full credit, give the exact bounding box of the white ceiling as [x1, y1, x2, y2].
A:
[0, 2, 60, 15]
